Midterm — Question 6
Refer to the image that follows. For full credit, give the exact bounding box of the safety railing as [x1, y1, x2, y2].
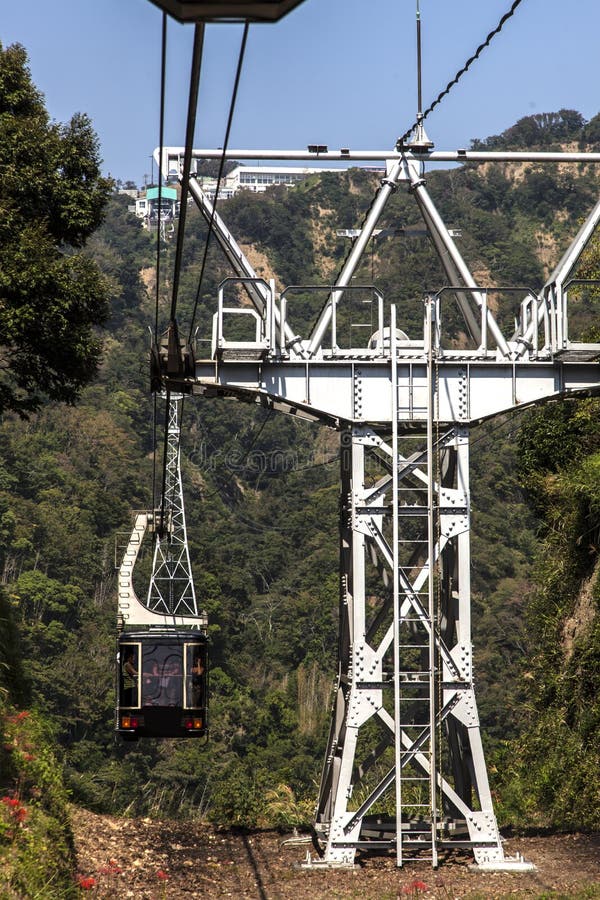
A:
[431, 286, 542, 358]
[212, 277, 275, 359]
[280, 284, 386, 357]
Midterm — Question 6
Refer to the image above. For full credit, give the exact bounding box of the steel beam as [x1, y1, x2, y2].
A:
[155, 147, 600, 166]
[195, 357, 600, 426]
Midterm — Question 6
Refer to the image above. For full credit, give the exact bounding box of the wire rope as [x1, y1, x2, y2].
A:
[188, 23, 249, 343]
[397, 0, 525, 147]
[155, 24, 205, 535]
[158, 387, 172, 537]
[151, 14, 168, 515]
[331, 0, 525, 299]
[155, 25, 249, 534]
[170, 23, 206, 323]
[154, 13, 168, 343]
[151, 391, 159, 513]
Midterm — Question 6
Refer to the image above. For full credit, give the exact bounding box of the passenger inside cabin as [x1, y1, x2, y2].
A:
[191, 655, 205, 708]
[142, 660, 161, 705]
[121, 648, 138, 707]
[164, 658, 182, 705]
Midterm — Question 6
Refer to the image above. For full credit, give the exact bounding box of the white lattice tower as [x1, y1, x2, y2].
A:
[147, 394, 199, 617]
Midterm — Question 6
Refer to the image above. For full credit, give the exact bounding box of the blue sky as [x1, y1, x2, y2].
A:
[1, 0, 599, 185]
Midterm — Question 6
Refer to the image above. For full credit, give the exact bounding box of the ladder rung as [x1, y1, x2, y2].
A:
[399, 774, 430, 780]
[401, 838, 434, 844]
[398, 644, 429, 650]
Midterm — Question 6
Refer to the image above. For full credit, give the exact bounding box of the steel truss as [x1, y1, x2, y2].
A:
[147, 394, 199, 617]
[154, 145, 600, 869]
[313, 307, 512, 866]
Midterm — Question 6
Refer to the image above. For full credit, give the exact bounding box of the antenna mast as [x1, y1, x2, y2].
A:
[407, 0, 434, 151]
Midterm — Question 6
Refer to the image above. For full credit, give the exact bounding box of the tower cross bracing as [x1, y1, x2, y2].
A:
[157, 146, 600, 868]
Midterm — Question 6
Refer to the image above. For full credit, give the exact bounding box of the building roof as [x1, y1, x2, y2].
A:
[146, 186, 178, 201]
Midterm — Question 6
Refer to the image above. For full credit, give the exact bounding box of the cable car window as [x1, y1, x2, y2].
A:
[142, 643, 183, 707]
[119, 643, 141, 708]
[185, 643, 206, 709]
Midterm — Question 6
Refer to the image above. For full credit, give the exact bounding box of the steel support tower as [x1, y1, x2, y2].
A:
[312, 307, 506, 866]
[147, 394, 199, 617]
[156, 145, 600, 868]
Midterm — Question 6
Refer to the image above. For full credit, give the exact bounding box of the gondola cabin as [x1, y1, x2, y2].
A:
[116, 507, 209, 741]
[116, 630, 208, 740]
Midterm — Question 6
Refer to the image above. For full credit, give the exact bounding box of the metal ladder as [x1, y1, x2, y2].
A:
[391, 304, 439, 867]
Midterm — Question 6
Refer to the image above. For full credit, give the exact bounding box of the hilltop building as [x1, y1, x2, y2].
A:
[198, 164, 339, 199]
[122, 162, 384, 227]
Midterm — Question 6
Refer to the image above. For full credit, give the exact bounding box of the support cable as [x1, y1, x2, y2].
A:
[321, 0, 524, 334]
[154, 12, 168, 342]
[159, 388, 172, 537]
[152, 391, 159, 513]
[152, 14, 168, 515]
[188, 23, 249, 343]
[397, 0, 525, 147]
[156, 24, 204, 534]
[170, 23, 206, 323]
[156, 25, 248, 525]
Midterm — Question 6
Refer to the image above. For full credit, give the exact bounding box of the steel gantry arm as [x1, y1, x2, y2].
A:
[306, 153, 518, 359]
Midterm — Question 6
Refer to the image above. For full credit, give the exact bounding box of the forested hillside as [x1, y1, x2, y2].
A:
[1, 94, 600, 894]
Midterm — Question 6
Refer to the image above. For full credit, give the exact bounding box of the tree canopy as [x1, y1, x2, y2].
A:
[0, 42, 111, 416]
[471, 109, 587, 149]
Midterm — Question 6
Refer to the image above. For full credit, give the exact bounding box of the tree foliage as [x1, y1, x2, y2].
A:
[0, 42, 111, 416]
[499, 401, 600, 828]
[472, 109, 586, 149]
[1, 105, 600, 837]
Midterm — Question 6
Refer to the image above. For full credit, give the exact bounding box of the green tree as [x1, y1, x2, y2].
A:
[0, 42, 111, 416]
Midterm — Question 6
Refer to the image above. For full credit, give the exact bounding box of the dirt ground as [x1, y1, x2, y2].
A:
[72, 808, 600, 899]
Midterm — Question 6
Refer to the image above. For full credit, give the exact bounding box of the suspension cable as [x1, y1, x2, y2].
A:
[170, 23, 206, 323]
[151, 14, 168, 515]
[159, 388, 171, 537]
[154, 13, 168, 342]
[328, 0, 525, 314]
[188, 23, 249, 343]
[398, 0, 525, 147]
[155, 24, 205, 533]
[157, 25, 248, 521]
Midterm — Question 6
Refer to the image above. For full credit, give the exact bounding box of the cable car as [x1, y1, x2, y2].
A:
[115, 495, 208, 741]
[117, 629, 208, 740]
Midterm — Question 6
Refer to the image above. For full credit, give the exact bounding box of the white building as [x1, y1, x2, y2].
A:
[199, 165, 343, 200]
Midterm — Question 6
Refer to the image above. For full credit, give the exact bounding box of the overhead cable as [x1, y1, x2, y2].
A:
[170, 23, 206, 322]
[154, 12, 168, 342]
[398, 0, 525, 147]
[331, 0, 525, 298]
[188, 23, 249, 343]
[152, 13, 168, 515]
[157, 24, 205, 534]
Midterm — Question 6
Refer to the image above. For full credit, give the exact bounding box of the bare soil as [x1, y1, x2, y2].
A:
[72, 808, 600, 899]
